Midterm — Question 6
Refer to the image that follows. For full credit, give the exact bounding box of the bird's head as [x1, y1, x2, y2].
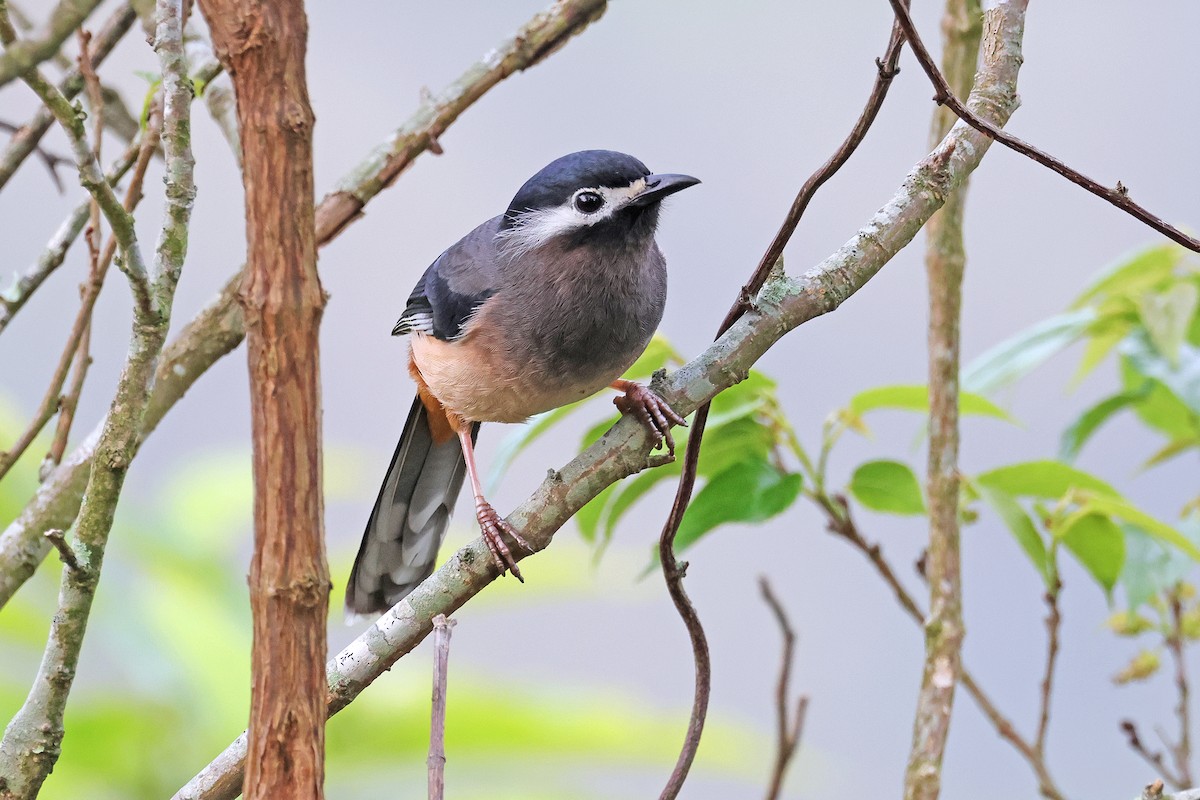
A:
[497, 150, 699, 257]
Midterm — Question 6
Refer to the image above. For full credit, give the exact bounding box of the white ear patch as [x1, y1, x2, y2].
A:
[496, 178, 648, 259]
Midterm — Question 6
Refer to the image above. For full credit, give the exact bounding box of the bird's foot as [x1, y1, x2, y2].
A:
[614, 382, 687, 455]
[475, 499, 532, 582]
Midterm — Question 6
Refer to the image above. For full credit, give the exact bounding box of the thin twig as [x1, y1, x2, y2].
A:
[428, 614, 456, 800]
[885, 0, 1199, 253]
[45, 103, 163, 477]
[0, 107, 161, 484]
[1122, 720, 1183, 790]
[0, 2, 136, 192]
[656, 20, 909, 800]
[1167, 588, 1194, 787]
[0, 118, 68, 190]
[1035, 578, 1062, 759]
[0, 136, 140, 337]
[818, 493, 1066, 800]
[42, 529, 80, 573]
[1, 24, 155, 318]
[759, 577, 809, 800]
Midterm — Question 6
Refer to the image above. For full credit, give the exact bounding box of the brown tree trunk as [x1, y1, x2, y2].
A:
[195, 2, 328, 798]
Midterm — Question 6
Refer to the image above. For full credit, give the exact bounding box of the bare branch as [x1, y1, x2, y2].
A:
[174, 4, 1032, 795]
[885, 0, 1198, 253]
[759, 577, 809, 800]
[904, 1, 980, 796]
[428, 614, 456, 800]
[1124, 721, 1184, 790]
[1166, 588, 1193, 788]
[42, 529, 78, 573]
[655, 14, 908, 799]
[0, 2, 135, 191]
[1035, 579, 1062, 760]
[0, 0, 105, 89]
[1, 16, 155, 318]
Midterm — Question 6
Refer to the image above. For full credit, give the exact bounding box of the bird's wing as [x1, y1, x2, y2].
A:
[392, 216, 503, 340]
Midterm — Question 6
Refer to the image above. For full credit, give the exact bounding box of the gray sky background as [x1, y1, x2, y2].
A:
[2, 1, 1199, 797]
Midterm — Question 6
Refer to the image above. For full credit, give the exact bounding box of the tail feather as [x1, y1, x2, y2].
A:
[345, 397, 475, 617]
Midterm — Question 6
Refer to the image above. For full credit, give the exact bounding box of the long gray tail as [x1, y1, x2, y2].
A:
[345, 397, 475, 617]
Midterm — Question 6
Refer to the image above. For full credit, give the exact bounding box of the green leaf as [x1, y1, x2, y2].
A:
[1137, 282, 1200, 368]
[1063, 494, 1200, 562]
[1072, 243, 1184, 308]
[979, 487, 1051, 586]
[1058, 386, 1150, 462]
[1120, 331, 1200, 415]
[1121, 522, 1198, 609]
[962, 309, 1096, 395]
[976, 460, 1119, 499]
[1057, 512, 1125, 593]
[849, 460, 925, 515]
[622, 333, 685, 379]
[1120, 358, 1197, 439]
[847, 384, 1014, 421]
[575, 481, 617, 543]
[1070, 321, 1132, 385]
[706, 371, 777, 428]
[1143, 436, 1200, 469]
[673, 461, 802, 553]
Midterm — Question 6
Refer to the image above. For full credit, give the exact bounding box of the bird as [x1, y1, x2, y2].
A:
[345, 150, 699, 617]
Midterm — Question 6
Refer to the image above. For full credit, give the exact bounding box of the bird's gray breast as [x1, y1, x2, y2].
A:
[494, 238, 667, 384]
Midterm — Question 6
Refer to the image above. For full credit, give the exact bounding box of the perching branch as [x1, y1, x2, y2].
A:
[655, 16, 908, 800]
[0, 0, 609, 614]
[0, 1, 193, 795]
[0, 2, 135, 191]
[759, 577, 809, 800]
[174, 4, 1032, 795]
[885, 0, 1199, 253]
[818, 494, 1066, 800]
[903, 1, 979, 797]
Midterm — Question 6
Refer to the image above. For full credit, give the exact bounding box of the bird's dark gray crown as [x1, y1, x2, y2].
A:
[503, 150, 651, 221]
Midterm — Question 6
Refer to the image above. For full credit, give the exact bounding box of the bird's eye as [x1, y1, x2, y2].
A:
[574, 191, 604, 214]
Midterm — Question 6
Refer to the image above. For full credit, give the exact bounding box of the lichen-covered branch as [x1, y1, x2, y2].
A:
[903, 1, 981, 797]
[0, 1, 193, 795]
[0, 0, 105, 89]
[0, 0, 609, 612]
[174, 4, 1031, 795]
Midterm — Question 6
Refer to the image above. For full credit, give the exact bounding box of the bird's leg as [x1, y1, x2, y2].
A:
[611, 379, 687, 455]
[456, 426, 533, 581]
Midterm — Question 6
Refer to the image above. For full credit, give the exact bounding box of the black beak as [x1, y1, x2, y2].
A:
[630, 173, 701, 206]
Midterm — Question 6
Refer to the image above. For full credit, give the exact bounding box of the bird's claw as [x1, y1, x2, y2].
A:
[614, 383, 687, 455]
[475, 499, 532, 582]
